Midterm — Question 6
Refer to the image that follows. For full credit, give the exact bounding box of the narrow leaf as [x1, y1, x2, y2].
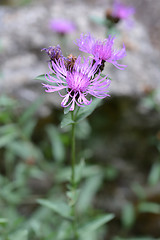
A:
[9, 230, 28, 240]
[138, 202, 160, 214]
[0, 218, 8, 224]
[35, 73, 58, 85]
[79, 214, 114, 235]
[121, 202, 135, 229]
[76, 97, 102, 122]
[0, 132, 19, 147]
[18, 97, 44, 125]
[61, 112, 75, 128]
[46, 125, 65, 162]
[64, 105, 71, 115]
[148, 161, 160, 185]
[77, 174, 103, 213]
[0, 95, 17, 107]
[37, 199, 72, 221]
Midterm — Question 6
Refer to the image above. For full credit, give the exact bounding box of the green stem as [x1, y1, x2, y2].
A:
[71, 111, 76, 188]
[71, 110, 78, 239]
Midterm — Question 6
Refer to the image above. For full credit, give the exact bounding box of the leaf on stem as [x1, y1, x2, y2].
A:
[0, 218, 8, 224]
[35, 73, 58, 86]
[78, 214, 114, 236]
[77, 174, 103, 214]
[138, 202, 160, 214]
[9, 230, 28, 240]
[37, 199, 72, 221]
[121, 202, 136, 229]
[46, 125, 65, 162]
[18, 97, 44, 125]
[76, 97, 102, 122]
[61, 112, 75, 128]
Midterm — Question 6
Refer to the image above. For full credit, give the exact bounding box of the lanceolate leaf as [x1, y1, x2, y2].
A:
[76, 97, 102, 122]
[35, 73, 58, 85]
[78, 214, 114, 235]
[61, 112, 75, 128]
[138, 202, 160, 214]
[46, 125, 65, 162]
[0, 218, 8, 224]
[18, 97, 44, 125]
[37, 199, 72, 221]
[9, 230, 28, 240]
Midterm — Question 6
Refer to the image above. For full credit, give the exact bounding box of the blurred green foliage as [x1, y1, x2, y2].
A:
[0, 94, 114, 240]
[0, 91, 160, 239]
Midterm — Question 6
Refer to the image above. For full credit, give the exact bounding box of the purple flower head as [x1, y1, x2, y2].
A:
[112, 0, 135, 20]
[63, 54, 77, 72]
[43, 56, 110, 111]
[76, 33, 126, 70]
[49, 19, 76, 35]
[42, 45, 63, 62]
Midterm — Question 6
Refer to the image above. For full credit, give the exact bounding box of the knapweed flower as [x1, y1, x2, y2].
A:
[43, 56, 110, 111]
[49, 19, 76, 35]
[76, 33, 126, 70]
[64, 54, 77, 72]
[112, 0, 135, 20]
[42, 45, 63, 62]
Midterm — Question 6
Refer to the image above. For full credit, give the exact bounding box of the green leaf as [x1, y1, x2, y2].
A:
[46, 125, 65, 162]
[0, 131, 19, 147]
[0, 124, 18, 135]
[121, 202, 135, 229]
[75, 119, 91, 139]
[76, 97, 102, 122]
[56, 165, 101, 182]
[148, 161, 160, 185]
[132, 183, 146, 200]
[75, 158, 85, 183]
[8, 141, 42, 160]
[22, 119, 37, 139]
[66, 189, 80, 207]
[35, 73, 58, 85]
[37, 199, 72, 221]
[77, 174, 103, 213]
[61, 112, 75, 128]
[79, 214, 114, 236]
[138, 202, 160, 214]
[18, 97, 44, 125]
[0, 218, 8, 224]
[113, 237, 154, 240]
[64, 105, 71, 115]
[9, 230, 28, 240]
[0, 95, 17, 108]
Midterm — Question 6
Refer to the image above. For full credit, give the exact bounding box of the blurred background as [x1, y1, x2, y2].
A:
[0, 0, 160, 239]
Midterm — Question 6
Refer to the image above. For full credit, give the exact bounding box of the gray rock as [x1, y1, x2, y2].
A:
[0, 0, 160, 106]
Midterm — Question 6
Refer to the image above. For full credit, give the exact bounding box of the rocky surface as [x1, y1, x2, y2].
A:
[0, 0, 160, 107]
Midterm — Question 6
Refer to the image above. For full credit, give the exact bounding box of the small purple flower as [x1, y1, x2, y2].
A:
[43, 56, 110, 111]
[49, 19, 76, 35]
[76, 33, 126, 70]
[112, 0, 135, 20]
[42, 45, 63, 62]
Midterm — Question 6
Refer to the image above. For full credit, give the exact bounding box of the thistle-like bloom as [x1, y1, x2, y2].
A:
[49, 19, 76, 35]
[76, 33, 126, 70]
[43, 56, 110, 111]
[112, 0, 135, 20]
[42, 45, 63, 62]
